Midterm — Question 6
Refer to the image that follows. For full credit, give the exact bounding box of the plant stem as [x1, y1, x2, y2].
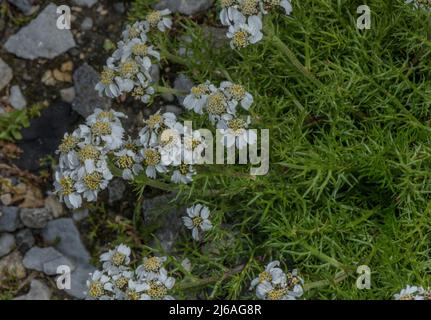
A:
[161, 49, 189, 66]
[154, 85, 187, 96]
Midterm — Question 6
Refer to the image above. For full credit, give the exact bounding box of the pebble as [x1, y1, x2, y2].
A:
[108, 178, 126, 204]
[20, 207, 52, 229]
[44, 195, 65, 218]
[15, 229, 35, 252]
[0, 251, 26, 283]
[60, 87, 76, 103]
[0, 58, 13, 93]
[0, 206, 20, 232]
[72, 208, 89, 222]
[9, 85, 27, 110]
[173, 74, 194, 106]
[72, 0, 97, 8]
[81, 17, 94, 31]
[155, 0, 213, 16]
[0, 233, 16, 258]
[14, 279, 51, 300]
[23, 246, 75, 275]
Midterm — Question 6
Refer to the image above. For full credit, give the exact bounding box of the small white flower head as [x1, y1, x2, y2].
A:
[220, 81, 254, 113]
[182, 204, 213, 241]
[250, 260, 286, 289]
[285, 269, 304, 298]
[171, 163, 196, 184]
[74, 161, 113, 202]
[205, 89, 230, 124]
[184, 81, 216, 114]
[139, 111, 178, 147]
[227, 15, 263, 49]
[218, 115, 257, 149]
[114, 148, 143, 180]
[144, 9, 173, 32]
[136, 256, 167, 279]
[111, 270, 134, 298]
[95, 67, 122, 98]
[120, 37, 161, 70]
[122, 21, 149, 41]
[183, 129, 207, 165]
[141, 268, 175, 300]
[260, 0, 292, 15]
[238, 0, 261, 16]
[85, 270, 113, 300]
[100, 244, 132, 275]
[54, 170, 82, 209]
[394, 285, 426, 300]
[125, 279, 149, 300]
[256, 281, 294, 300]
[140, 146, 167, 179]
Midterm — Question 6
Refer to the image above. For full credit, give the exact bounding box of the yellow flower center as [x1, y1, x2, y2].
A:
[258, 271, 272, 283]
[83, 172, 102, 190]
[91, 121, 112, 136]
[207, 92, 227, 115]
[267, 288, 286, 300]
[88, 281, 104, 298]
[399, 294, 415, 300]
[192, 216, 203, 227]
[125, 142, 139, 153]
[263, 0, 280, 10]
[112, 251, 126, 266]
[147, 281, 168, 299]
[59, 135, 78, 153]
[221, 0, 235, 8]
[185, 137, 202, 151]
[115, 277, 129, 290]
[179, 164, 190, 175]
[241, 0, 259, 15]
[143, 257, 162, 273]
[128, 26, 140, 39]
[97, 111, 115, 121]
[120, 60, 139, 77]
[144, 149, 161, 166]
[59, 177, 74, 196]
[127, 289, 141, 300]
[227, 118, 247, 135]
[191, 84, 210, 97]
[100, 68, 115, 85]
[145, 114, 163, 129]
[132, 43, 149, 56]
[228, 84, 246, 100]
[233, 30, 249, 48]
[78, 145, 100, 161]
[117, 154, 134, 169]
[147, 11, 162, 27]
[160, 129, 179, 147]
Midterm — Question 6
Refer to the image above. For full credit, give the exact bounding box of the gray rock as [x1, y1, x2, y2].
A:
[15, 229, 35, 252]
[7, 0, 35, 15]
[14, 279, 51, 300]
[72, 63, 111, 117]
[150, 64, 160, 84]
[0, 58, 13, 93]
[108, 178, 126, 204]
[72, 0, 97, 7]
[23, 246, 74, 275]
[203, 26, 229, 49]
[173, 74, 194, 105]
[113, 2, 125, 13]
[81, 17, 93, 31]
[0, 251, 26, 282]
[9, 85, 27, 110]
[20, 207, 52, 229]
[64, 263, 95, 299]
[72, 208, 89, 222]
[0, 206, 20, 232]
[60, 87, 76, 103]
[42, 218, 91, 264]
[4, 3, 76, 60]
[142, 194, 185, 252]
[155, 0, 213, 15]
[161, 104, 183, 116]
[0, 233, 16, 258]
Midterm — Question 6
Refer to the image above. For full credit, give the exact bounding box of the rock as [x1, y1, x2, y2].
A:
[14, 279, 51, 300]
[108, 178, 126, 204]
[72, 0, 97, 7]
[60, 87, 76, 103]
[0, 194, 12, 206]
[15, 229, 35, 252]
[142, 194, 184, 252]
[7, 0, 36, 15]
[161, 93, 175, 102]
[64, 263, 95, 299]
[113, 2, 125, 13]
[9, 85, 27, 110]
[0, 58, 13, 93]
[203, 26, 229, 49]
[155, 0, 213, 15]
[72, 63, 111, 118]
[14, 101, 78, 172]
[173, 74, 194, 106]
[23, 246, 75, 275]
[52, 69, 72, 83]
[81, 17, 93, 31]
[20, 208, 52, 229]
[44, 195, 65, 218]
[0, 233, 16, 258]
[4, 3, 76, 60]
[42, 218, 91, 264]
[0, 251, 26, 283]
[0, 206, 20, 232]
[41, 70, 57, 86]
[72, 208, 89, 222]
[161, 104, 183, 116]
[150, 64, 160, 84]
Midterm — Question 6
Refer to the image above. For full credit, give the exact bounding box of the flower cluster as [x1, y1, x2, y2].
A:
[95, 10, 172, 102]
[218, 0, 292, 49]
[184, 81, 256, 149]
[394, 285, 431, 300]
[54, 109, 126, 209]
[86, 244, 175, 300]
[182, 204, 213, 241]
[250, 261, 304, 300]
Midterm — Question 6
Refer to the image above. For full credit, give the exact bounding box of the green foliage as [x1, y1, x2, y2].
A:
[122, 0, 431, 299]
[0, 103, 44, 141]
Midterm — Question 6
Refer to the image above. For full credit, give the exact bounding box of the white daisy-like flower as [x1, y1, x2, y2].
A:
[183, 129, 207, 165]
[227, 15, 263, 49]
[220, 81, 253, 113]
[95, 66, 123, 98]
[85, 270, 113, 300]
[205, 89, 230, 124]
[100, 244, 132, 275]
[144, 9, 173, 32]
[122, 21, 149, 41]
[218, 115, 257, 149]
[183, 81, 216, 114]
[57, 130, 81, 170]
[256, 281, 295, 300]
[80, 118, 125, 151]
[260, 0, 292, 15]
[171, 164, 196, 184]
[111, 270, 134, 298]
[285, 269, 304, 298]
[394, 285, 426, 300]
[182, 204, 213, 241]
[141, 268, 175, 300]
[53, 169, 82, 209]
[113, 148, 143, 180]
[86, 108, 127, 126]
[250, 260, 286, 289]
[136, 256, 167, 280]
[125, 279, 149, 300]
[219, 0, 242, 26]
[139, 111, 179, 147]
[119, 36, 161, 70]
[140, 147, 167, 179]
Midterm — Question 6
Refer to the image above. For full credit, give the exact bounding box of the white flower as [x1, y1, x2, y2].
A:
[140, 147, 167, 179]
[141, 268, 175, 300]
[183, 81, 216, 114]
[139, 111, 179, 147]
[285, 269, 304, 298]
[205, 90, 230, 124]
[100, 244, 132, 275]
[250, 260, 286, 289]
[227, 15, 263, 49]
[256, 281, 294, 300]
[125, 279, 149, 300]
[122, 21, 149, 41]
[171, 164, 196, 184]
[144, 9, 173, 32]
[119, 36, 160, 70]
[85, 270, 113, 300]
[86, 108, 127, 126]
[394, 285, 426, 300]
[80, 118, 125, 151]
[114, 148, 143, 180]
[111, 270, 134, 298]
[54, 169, 82, 209]
[136, 256, 167, 279]
[183, 129, 207, 165]
[219, 0, 243, 26]
[95, 67, 123, 98]
[218, 115, 257, 149]
[182, 204, 213, 241]
[220, 81, 253, 113]
[260, 0, 292, 15]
